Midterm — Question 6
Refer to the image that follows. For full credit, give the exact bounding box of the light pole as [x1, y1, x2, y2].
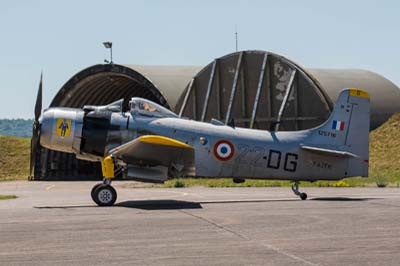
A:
[103, 42, 113, 64]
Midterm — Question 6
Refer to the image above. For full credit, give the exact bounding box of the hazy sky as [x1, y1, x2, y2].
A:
[0, 0, 399, 118]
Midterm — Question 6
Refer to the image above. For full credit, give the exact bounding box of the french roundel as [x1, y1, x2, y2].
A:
[213, 140, 235, 161]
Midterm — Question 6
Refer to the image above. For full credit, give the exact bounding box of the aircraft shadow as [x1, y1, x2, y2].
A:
[198, 199, 298, 204]
[116, 200, 202, 210]
[34, 197, 376, 210]
[35, 199, 296, 210]
[116, 198, 301, 209]
[35, 205, 95, 209]
[310, 197, 378, 201]
[34, 200, 202, 210]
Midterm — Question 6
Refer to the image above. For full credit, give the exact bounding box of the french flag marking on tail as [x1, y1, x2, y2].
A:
[332, 120, 345, 131]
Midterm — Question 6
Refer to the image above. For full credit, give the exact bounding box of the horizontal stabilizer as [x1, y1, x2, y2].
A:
[300, 145, 359, 158]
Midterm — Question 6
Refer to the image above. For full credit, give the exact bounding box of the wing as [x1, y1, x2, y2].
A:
[109, 135, 194, 167]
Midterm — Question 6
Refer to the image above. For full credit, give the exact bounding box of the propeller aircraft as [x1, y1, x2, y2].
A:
[30, 76, 370, 206]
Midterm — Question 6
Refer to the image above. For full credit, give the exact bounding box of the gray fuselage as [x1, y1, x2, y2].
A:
[107, 112, 347, 181]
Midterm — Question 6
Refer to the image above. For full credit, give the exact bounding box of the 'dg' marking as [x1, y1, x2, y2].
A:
[236, 144, 298, 172]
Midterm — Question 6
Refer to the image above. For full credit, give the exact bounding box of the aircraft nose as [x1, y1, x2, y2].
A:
[40, 108, 84, 153]
[39, 109, 54, 148]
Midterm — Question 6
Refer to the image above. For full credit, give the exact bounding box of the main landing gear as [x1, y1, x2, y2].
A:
[91, 155, 118, 206]
[91, 179, 117, 206]
[292, 181, 307, 200]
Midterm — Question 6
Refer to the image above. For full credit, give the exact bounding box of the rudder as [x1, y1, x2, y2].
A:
[308, 88, 370, 177]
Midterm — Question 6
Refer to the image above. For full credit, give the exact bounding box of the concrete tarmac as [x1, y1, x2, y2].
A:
[0, 181, 400, 266]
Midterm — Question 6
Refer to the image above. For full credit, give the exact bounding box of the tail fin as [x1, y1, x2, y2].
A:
[307, 88, 370, 177]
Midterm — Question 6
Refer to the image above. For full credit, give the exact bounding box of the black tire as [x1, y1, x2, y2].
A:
[91, 183, 103, 202]
[93, 184, 117, 206]
[300, 192, 308, 200]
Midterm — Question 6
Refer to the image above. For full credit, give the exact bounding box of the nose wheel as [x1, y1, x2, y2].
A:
[292, 181, 307, 200]
[91, 180, 117, 206]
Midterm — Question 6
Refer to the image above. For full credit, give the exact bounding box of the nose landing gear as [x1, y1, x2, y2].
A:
[292, 181, 307, 200]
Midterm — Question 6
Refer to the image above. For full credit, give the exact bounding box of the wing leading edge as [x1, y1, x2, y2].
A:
[109, 135, 195, 167]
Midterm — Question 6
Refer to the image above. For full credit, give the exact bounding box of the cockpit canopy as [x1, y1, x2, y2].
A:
[129, 97, 178, 118]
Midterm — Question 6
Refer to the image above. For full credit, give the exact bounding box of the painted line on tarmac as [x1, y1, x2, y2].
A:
[156, 189, 193, 197]
[45, 185, 55, 191]
[259, 241, 324, 266]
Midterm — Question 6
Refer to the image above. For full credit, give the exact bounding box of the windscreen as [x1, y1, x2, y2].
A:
[130, 98, 177, 118]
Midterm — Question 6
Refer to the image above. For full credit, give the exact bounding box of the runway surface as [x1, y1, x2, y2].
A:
[0, 181, 400, 266]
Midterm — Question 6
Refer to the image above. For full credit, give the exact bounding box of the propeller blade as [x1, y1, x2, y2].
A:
[30, 73, 43, 178]
[34, 73, 42, 121]
[29, 134, 36, 177]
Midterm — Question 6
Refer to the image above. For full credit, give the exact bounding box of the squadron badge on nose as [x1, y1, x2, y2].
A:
[56, 118, 72, 137]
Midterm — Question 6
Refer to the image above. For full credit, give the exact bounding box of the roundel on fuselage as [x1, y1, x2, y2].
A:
[213, 140, 235, 161]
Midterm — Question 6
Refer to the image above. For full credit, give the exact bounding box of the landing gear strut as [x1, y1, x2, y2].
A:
[292, 181, 307, 200]
[91, 155, 119, 206]
[91, 178, 117, 206]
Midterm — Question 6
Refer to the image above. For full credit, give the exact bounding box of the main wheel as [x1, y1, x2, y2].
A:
[93, 184, 117, 206]
[91, 183, 103, 202]
[300, 192, 308, 200]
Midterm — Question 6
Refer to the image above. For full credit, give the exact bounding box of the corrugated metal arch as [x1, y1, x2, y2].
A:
[38, 63, 200, 180]
[176, 50, 334, 131]
[50, 64, 171, 109]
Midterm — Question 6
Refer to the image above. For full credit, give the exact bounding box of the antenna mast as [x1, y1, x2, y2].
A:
[235, 25, 238, 52]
